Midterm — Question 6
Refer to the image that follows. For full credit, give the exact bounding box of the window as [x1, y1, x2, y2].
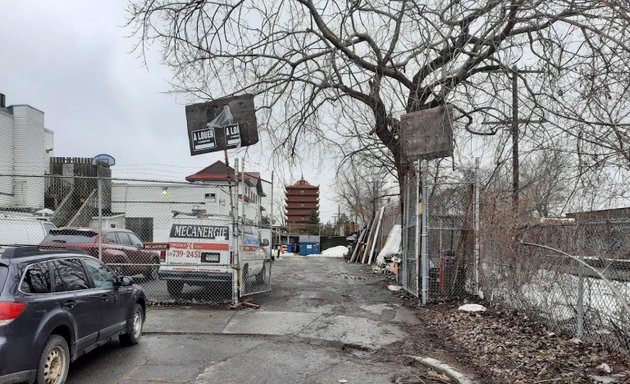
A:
[83, 259, 115, 289]
[104, 233, 119, 244]
[300, 189, 304, 194]
[53, 259, 90, 291]
[116, 232, 132, 246]
[0, 266, 7, 288]
[205, 193, 216, 203]
[128, 233, 143, 247]
[52, 266, 65, 292]
[20, 262, 51, 294]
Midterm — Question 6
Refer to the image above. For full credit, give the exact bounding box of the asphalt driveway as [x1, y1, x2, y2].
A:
[66, 255, 445, 384]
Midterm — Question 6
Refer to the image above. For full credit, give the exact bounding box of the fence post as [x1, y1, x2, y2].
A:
[270, 171, 274, 260]
[402, 173, 409, 291]
[231, 156, 239, 305]
[577, 252, 585, 339]
[97, 175, 103, 261]
[421, 160, 429, 305]
[415, 162, 421, 298]
[474, 157, 480, 297]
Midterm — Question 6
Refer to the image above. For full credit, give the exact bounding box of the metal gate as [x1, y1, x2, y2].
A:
[401, 163, 419, 296]
[236, 161, 273, 298]
[238, 229, 273, 297]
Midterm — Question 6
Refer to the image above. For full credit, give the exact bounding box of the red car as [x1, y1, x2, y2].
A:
[39, 227, 160, 279]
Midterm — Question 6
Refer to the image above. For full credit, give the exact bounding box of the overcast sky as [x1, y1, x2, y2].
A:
[0, 0, 339, 222]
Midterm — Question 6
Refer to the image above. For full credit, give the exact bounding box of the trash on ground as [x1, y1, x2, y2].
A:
[597, 363, 612, 374]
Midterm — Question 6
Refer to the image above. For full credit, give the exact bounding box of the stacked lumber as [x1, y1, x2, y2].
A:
[348, 206, 386, 265]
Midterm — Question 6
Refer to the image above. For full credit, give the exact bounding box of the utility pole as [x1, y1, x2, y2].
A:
[483, 66, 545, 217]
[511, 66, 519, 215]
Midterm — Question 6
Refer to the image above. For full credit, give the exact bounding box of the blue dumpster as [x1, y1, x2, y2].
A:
[286, 244, 294, 253]
[299, 242, 320, 256]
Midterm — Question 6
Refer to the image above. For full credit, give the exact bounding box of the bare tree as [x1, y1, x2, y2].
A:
[128, 0, 630, 202]
[334, 161, 390, 226]
[519, 150, 572, 217]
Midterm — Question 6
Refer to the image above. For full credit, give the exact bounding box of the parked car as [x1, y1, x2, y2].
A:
[39, 228, 160, 280]
[0, 214, 56, 248]
[0, 246, 146, 384]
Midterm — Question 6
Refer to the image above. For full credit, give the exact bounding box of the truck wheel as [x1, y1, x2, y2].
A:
[167, 281, 184, 297]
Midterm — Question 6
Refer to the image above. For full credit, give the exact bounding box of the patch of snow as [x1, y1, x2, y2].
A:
[458, 304, 487, 312]
[388, 285, 403, 292]
[320, 246, 348, 258]
[488, 268, 630, 329]
[376, 225, 401, 266]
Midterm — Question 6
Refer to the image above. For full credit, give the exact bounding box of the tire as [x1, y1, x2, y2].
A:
[119, 303, 144, 346]
[144, 257, 160, 280]
[36, 335, 70, 384]
[167, 280, 184, 298]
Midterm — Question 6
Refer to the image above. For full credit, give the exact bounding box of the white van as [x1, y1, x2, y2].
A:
[0, 215, 56, 247]
[153, 216, 270, 297]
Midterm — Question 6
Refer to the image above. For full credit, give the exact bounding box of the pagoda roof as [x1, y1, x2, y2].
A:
[286, 178, 319, 188]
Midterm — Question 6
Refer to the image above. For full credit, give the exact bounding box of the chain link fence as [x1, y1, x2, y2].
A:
[427, 183, 475, 300]
[0, 171, 273, 306]
[399, 165, 630, 353]
[479, 213, 630, 352]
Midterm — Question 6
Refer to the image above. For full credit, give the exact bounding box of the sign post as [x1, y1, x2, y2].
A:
[400, 104, 454, 304]
[184, 94, 259, 305]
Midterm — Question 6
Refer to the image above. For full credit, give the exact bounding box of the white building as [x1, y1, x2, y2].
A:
[107, 161, 267, 242]
[0, 93, 54, 210]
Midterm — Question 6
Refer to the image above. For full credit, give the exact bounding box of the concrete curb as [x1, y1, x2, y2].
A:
[406, 355, 476, 384]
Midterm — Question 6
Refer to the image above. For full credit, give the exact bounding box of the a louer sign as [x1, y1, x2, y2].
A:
[185, 94, 259, 155]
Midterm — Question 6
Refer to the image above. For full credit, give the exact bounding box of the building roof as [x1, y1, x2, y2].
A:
[286, 178, 319, 189]
[185, 160, 266, 196]
[185, 161, 236, 182]
[566, 207, 630, 221]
